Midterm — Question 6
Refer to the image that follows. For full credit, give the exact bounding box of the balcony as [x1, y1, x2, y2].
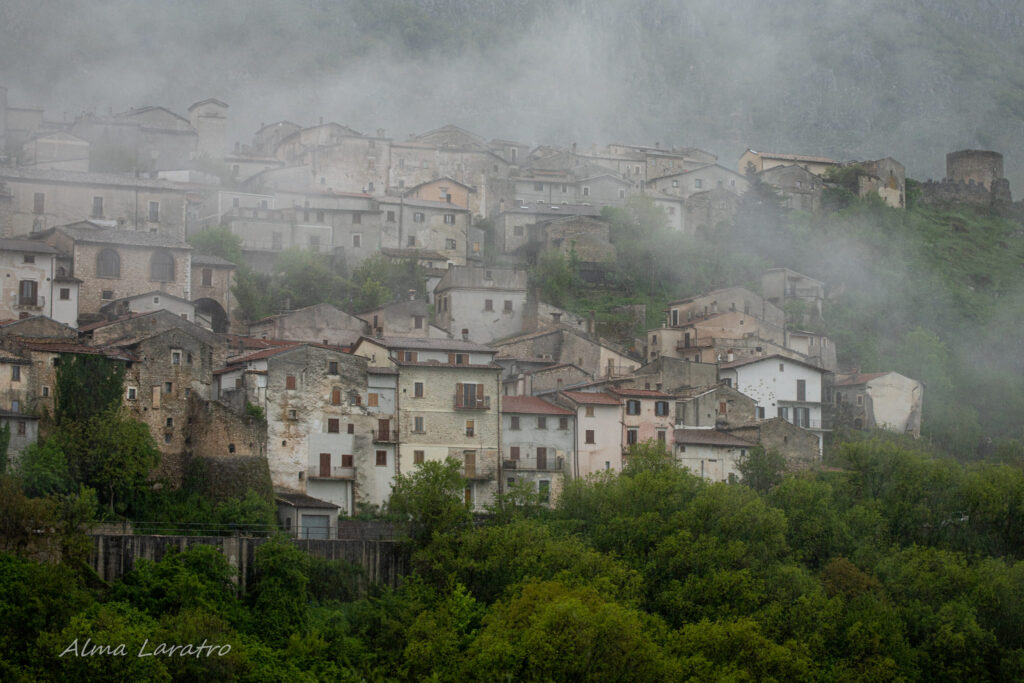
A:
[454, 394, 491, 410]
[14, 295, 44, 310]
[307, 466, 356, 480]
[373, 429, 399, 443]
[504, 455, 563, 472]
[463, 458, 498, 481]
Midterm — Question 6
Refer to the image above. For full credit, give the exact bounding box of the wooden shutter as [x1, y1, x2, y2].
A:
[331, 388, 341, 405]
[448, 352, 456, 364]
[476, 384, 484, 407]
[342, 453, 353, 467]
[319, 453, 331, 477]
[455, 382, 463, 407]
[286, 375, 296, 390]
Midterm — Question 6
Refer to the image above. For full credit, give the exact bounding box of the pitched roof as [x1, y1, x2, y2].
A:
[0, 238, 58, 254]
[560, 390, 621, 406]
[435, 265, 527, 293]
[674, 429, 755, 447]
[48, 223, 191, 249]
[191, 253, 237, 267]
[609, 387, 674, 399]
[720, 353, 825, 373]
[747, 150, 838, 164]
[502, 396, 574, 415]
[366, 336, 495, 353]
[0, 167, 193, 191]
[275, 491, 339, 509]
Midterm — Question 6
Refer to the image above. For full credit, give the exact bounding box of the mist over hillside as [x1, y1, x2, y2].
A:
[3, 0, 1024, 184]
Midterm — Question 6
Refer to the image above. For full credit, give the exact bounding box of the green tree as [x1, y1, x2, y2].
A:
[54, 354, 125, 425]
[737, 445, 787, 493]
[388, 457, 471, 548]
[250, 536, 311, 647]
[59, 408, 160, 514]
[189, 226, 245, 263]
[15, 436, 72, 497]
[0, 422, 9, 474]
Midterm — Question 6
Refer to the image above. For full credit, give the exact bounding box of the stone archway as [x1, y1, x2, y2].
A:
[194, 298, 228, 333]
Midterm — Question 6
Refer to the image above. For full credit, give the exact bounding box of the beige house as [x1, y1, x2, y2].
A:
[0, 238, 79, 327]
[248, 303, 369, 348]
[834, 371, 923, 437]
[738, 150, 838, 178]
[378, 197, 471, 266]
[0, 167, 190, 238]
[646, 163, 749, 201]
[33, 221, 191, 317]
[190, 254, 236, 333]
[20, 132, 90, 172]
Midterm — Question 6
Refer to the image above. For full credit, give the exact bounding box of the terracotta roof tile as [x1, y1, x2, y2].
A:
[501, 396, 574, 415]
[560, 390, 621, 405]
[674, 429, 755, 447]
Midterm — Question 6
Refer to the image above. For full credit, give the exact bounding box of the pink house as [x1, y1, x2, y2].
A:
[608, 387, 675, 452]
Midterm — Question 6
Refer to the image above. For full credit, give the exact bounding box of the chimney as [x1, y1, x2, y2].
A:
[587, 310, 595, 335]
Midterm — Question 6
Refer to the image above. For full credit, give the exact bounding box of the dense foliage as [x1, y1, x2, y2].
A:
[4, 440, 1024, 679]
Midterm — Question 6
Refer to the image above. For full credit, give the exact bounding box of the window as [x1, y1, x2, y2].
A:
[165, 417, 174, 428]
[286, 375, 296, 390]
[777, 407, 789, 421]
[407, 235, 416, 247]
[163, 382, 173, 394]
[510, 446, 520, 459]
[756, 406, 765, 419]
[164, 434, 172, 444]
[484, 299, 493, 311]
[657, 430, 666, 442]
[10, 400, 19, 413]
[407, 449, 424, 466]
[582, 186, 590, 196]
[414, 416, 424, 433]
[352, 233, 362, 248]
[722, 378, 732, 388]
[504, 300, 513, 313]
[33, 192, 44, 214]
[537, 416, 547, 429]
[315, 210, 325, 223]
[618, 189, 626, 199]
[309, 235, 320, 252]
[413, 212, 425, 223]
[16, 422, 25, 436]
[445, 238, 457, 250]
[856, 394, 864, 406]
[368, 393, 379, 407]
[465, 420, 474, 437]
[444, 214, 455, 225]
[171, 350, 181, 365]
[655, 401, 669, 416]
[414, 382, 424, 398]
[376, 450, 387, 467]
[328, 361, 339, 374]
[402, 351, 418, 362]
[42, 385, 49, 397]
[779, 363, 785, 372]
[22, 254, 35, 265]
[386, 210, 396, 223]
[585, 406, 595, 417]
[17, 280, 37, 306]
[449, 353, 468, 365]
[719, 401, 727, 415]
[510, 416, 520, 430]
[127, 387, 137, 400]
[585, 429, 595, 444]
[328, 419, 340, 433]
[150, 250, 175, 282]
[148, 201, 160, 222]
[534, 182, 543, 191]
[694, 179, 703, 189]
[347, 423, 355, 434]
[796, 379, 806, 402]
[91, 196, 103, 218]
[536, 447, 548, 468]
[97, 249, 120, 278]
[331, 388, 341, 405]
[626, 400, 641, 415]
[627, 428, 638, 445]
[513, 225, 524, 237]
[559, 417, 569, 430]
[414, 315, 423, 329]
[8, 366, 17, 382]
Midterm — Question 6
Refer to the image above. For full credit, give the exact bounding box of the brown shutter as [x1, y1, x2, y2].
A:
[476, 384, 484, 406]
[455, 382, 463, 407]
[331, 388, 341, 405]
[448, 352, 456, 364]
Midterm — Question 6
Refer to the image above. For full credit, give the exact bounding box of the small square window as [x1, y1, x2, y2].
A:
[42, 386, 50, 397]
[347, 423, 355, 434]
[101, 290, 114, 300]
[165, 417, 174, 428]
[126, 387, 137, 400]
[59, 288, 70, 300]
[510, 416, 520, 430]
[163, 382, 173, 394]
[328, 418, 340, 433]
[585, 406, 595, 417]
[537, 416, 546, 429]
[376, 450, 387, 467]
[286, 375, 296, 390]
[288, 409, 297, 420]
[414, 450, 425, 465]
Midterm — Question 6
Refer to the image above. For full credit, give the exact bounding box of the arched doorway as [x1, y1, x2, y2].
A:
[194, 298, 228, 333]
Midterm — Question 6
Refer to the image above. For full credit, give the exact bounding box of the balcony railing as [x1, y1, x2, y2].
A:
[373, 429, 399, 443]
[504, 455, 563, 472]
[454, 395, 491, 410]
[307, 466, 356, 480]
[15, 295, 44, 309]
[463, 459, 498, 480]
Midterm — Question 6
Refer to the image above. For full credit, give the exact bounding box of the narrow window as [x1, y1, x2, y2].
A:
[16, 422, 26, 436]
[347, 423, 355, 434]
[504, 300, 513, 313]
[414, 382, 424, 397]
[559, 417, 569, 430]
[33, 192, 44, 214]
[484, 299, 493, 312]
[201, 268, 213, 286]
[627, 428, 638, 445]
[414, 416, 424, 433]
[537, 416, 547, 430]
[10, 366, 20, 381]
[352, 233, 362, 248]
[510, 416, 520, 430]
[376, 450, 387, 467]
[328, 361, 339, 374]
[331, 388, 341, 405]
[91, 196, 103, 218]
[510, 446, 520, 460]
[585, 429, 595, 444]
[465, 420, 474, 437]
[286, 375, 296, 390]
[148, 201, 160, 222]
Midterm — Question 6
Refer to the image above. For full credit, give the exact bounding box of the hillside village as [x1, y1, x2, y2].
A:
[12, 88, 1022, 536]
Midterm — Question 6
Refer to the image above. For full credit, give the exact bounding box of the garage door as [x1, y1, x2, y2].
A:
[301, 514, 330, 539]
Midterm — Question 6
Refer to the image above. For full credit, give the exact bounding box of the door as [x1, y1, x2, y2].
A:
[536, 447, 547, 470]
[378, 418, 390, 441]
[301, 514, 330, 539]
[464, 450, 476, 478]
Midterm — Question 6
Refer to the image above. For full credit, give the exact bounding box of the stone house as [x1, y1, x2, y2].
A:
[501, 395, 574, 506]
[552, 390, 623, 478]
[271, 123, 390, 195]
[494, 202, 602, 255]
[718, 354, 829, 454]
[120, 327, 216, 484]
[33, 221, 191, 317]
[434, 265, 528, 344]
[650, 192, 685, 232]
[724, 417, 821, 471]
[665, 287, 785, 329]
[674, 383, 758, 429]
[377, 197, 471, 266]
[540, 215, 617, 266]
[352, 336, 502, 511]
[761, 268, 825, 323]
[248, 303, 369, 348]
[403, 176, 475, 210]
[674, 429, 756, 482]
[275, 491, 339, 540]
[190, 254, 236, 333]
[757, 164, 824, 213]
[608, 387, 675, 452]
[187, 98, 231, 160]
[683, 189, 741, 237]
[82, 309, 222, 362]
[646, 164, 749, 201]
[0, 238, 79, 327]
[0, 348, 38, 457]
[70, 105, 198, 173]
[624, 355, 719, 394]
[855, 158, 906, 209]
[785, 329, 838, 372]
[215, 343, 375, 516]
[737, 150, 838, 177]
[648, 311, 787, 365]
[0, 167, 190, 238]
[493, 326, 641, 381]
[363, 366, 399, 511]
[833, 371, 923, 437]
[20, 132, 90, 172]
[359, 298, 448, 339]
[500, 361, 592, 397]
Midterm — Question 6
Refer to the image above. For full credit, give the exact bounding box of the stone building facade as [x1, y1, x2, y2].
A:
[501, 396, 574, 506]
